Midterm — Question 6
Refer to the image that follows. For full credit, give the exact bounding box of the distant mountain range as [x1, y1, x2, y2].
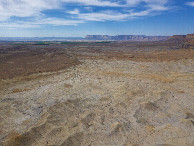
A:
[1, 34, 193, 42]
[0, 37, 84, 41]
[85, 35, 169, 41]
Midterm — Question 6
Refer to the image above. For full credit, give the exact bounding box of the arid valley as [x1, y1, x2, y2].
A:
[0, 38, 194, 145]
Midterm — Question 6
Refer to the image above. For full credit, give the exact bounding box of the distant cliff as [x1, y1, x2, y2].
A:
[169, 35, 186, 40]
[85, 35, 169, 41]
[186, 34, 194, 39]
[183, 34, 194, 49]
[169, 34, 194, 41]
[169, 34, 194, 49]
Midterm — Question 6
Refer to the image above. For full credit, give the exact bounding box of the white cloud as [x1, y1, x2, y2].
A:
[68, 9, 80, 15]
[74, 0, 169, 22]
[186, 2, 194, 6]
[126, 0, 169, 10]
[0, 8, 157, 29]
[76, 9, 157, 22]
[126, 0, 143, 6]
[84, 7, 93, 11]
[0, 0, 122, 21]
[129, 9, 151, 17]
[78, 11, 129, 21]
[62, 0, 121, 7]
[35, 18, 85, 26]
[0, 0, 59, 21]
[0, 0, 171, 28]
[0, 18, 85, 29]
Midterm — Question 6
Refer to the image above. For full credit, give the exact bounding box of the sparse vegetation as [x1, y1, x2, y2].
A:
[95, 41, 112, 43]
[33, 42, 51, 45]
[61, 41, 88, 44]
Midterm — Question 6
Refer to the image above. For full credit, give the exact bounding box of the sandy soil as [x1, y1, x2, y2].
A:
[0, 42, 194, 146]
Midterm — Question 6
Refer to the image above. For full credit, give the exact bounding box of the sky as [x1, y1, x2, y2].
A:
[0, 0, 193, 37]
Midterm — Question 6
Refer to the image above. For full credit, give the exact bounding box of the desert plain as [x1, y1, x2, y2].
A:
[0, 40, 194, 145]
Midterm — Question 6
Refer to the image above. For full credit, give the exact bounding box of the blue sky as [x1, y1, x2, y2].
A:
[0, 0, 193, 37]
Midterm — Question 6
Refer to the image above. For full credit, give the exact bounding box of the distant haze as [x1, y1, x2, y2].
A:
[0, 35, 170, 42]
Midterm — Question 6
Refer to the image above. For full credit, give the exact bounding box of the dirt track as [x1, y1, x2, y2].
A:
[0, 42, 194, 145]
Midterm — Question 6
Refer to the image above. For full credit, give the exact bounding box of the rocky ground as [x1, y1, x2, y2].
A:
[0, 42, 194, 146]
